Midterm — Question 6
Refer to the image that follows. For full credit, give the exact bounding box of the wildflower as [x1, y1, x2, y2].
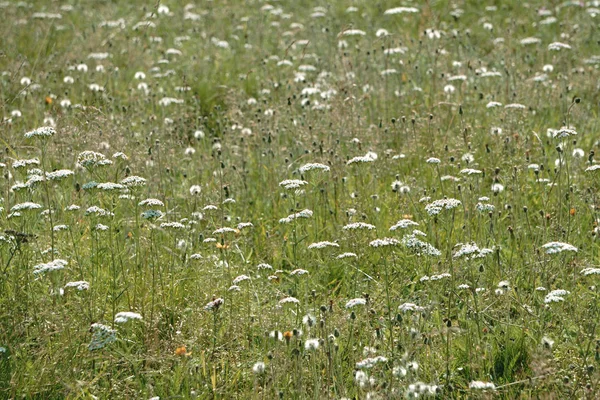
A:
[24, 126, 55, 139]
[114, 311, 142, 323]
[269, 331, 283, 341]
[520, 37, 541, 45]
[544, 289, 569, 303]
[402, 234, 442, 256]
[13, 158, 40, 169]
[257, 263, 273, 270]
[279, 179, 308, 189]
[398, 303, 425, 312]
[343, 222, 376, 231]
[497, 280, 510, 289]
[158, 97, 184, 106]
[279, 209, 313, 224]
[97, 182, 125, 191]
[476, 202, 495, 212]
[389, 219, 419, 231]
[548, 42, 571, 51]
[204, 298, 224, 311]
[542, 242, 577, 254]
[304, 338, 320, 351]
[46, 169, 74, 181]
[581, 268, 600, 276]
[356, 356, 388, 369]
[347, 151, 377, 165]
[384, 7, 419, 14]
[77, 151, 112, 168]
[213, 227, 238, 235]
[121, 176, 147, 187]
[188, 185, 202, 196]
[112, 152, 128, 161]
[337, 252, 357, 259]
[175, 346, 191, 356]
[237, 222, 253, 230]
[453, 243, 493, 260]
[142, 210, 164, 220]
[232, 275, 251, 284]
[139, 198, 164, 207]
[10, 202, 42, 212]
[341, 29, 366, 36]
[491, 183, 504, 193]
[552, 127, 577, 138]
[95, 224, 109, 231]
[279, 297, 300, 305]
[369, 237, 400, 248]
[345, 298, 367, 308]
[252, 361, 266, 374]
[460, 168, 482, 175]
[355, 370, 369, 387]
[160, 222, 186, 230]
[290, 269, 309, 276]
[426, 157, 441, 164]
[33, 259, 67, 274]
[573, 148, 585, 158]
[85, 206, 113, 217]
[424, 198, 462, 215]
[469, 381, 496, 390]
[65, 281, 90, 291]
[88, 323, 116, 351]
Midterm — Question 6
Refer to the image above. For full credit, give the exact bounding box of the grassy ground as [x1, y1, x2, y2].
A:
[1, 0, 600, 398]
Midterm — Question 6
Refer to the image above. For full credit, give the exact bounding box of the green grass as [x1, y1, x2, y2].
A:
[2, 0, 600, 398]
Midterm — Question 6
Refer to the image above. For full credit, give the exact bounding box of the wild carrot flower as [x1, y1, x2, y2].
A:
[64, 281, 90, 291]
[424, 198, 461, 215]
[542, 242, 577, 254]
[469, 381, 496, 390]
[345, 298, 366, 308]
[24, 126, 55, 139]
[33, 259, 67, 274]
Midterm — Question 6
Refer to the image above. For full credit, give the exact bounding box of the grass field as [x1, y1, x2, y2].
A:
[1, 0, 600, 398]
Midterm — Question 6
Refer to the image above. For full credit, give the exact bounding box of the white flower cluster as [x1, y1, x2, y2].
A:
[544, 289, 570, 304]
[402, 234, 441, 256]
[308, 241, 339, 249]
[541, 241, 577, 254]
[279, 209, 313, 224]
[279, 179, 308, 189]
[114, 312, 143, 323]
[424, 198, 462, 215]
[24, 126, 56, 139]
[298, 163, 330, 173]
[369, 237, 400, 248]
[389, 219, 419, 231]
[343, 222, 376, 231]
[453, 243, 493, 260]
[33, 259, 68, 274]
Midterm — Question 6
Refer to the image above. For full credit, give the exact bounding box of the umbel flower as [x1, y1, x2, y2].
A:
[24, 126, 55, 139]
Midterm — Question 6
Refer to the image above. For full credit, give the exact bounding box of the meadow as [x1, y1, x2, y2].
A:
[1, 0, 600, 398]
